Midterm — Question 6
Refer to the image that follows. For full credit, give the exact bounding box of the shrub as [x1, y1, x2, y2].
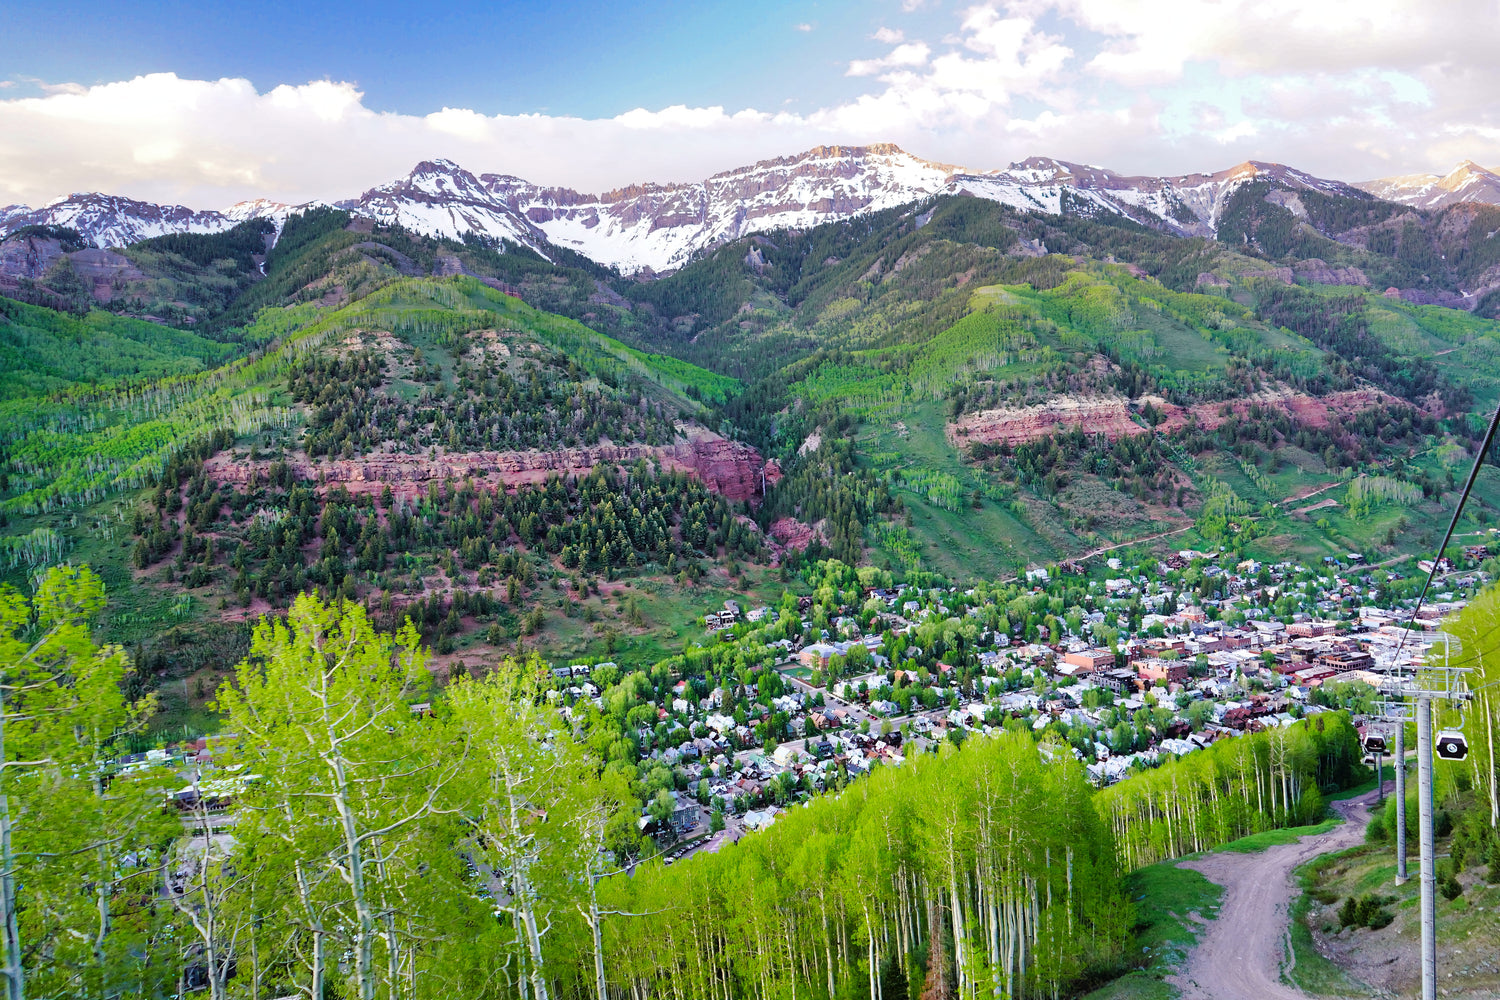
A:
[1341, 893, 1397, 929]
[1438, 861, 1464, 901]
[1354, 895, 1382, 926]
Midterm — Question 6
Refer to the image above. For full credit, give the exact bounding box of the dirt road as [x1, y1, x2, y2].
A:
[1170, 792, 1376, 1000]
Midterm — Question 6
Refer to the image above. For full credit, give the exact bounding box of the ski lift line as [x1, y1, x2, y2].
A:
[1390, 398, 1500, 673]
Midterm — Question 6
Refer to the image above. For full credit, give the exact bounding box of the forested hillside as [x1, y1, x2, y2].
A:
[8, 196, 1500, 726]
[590, 196, 1500, 583]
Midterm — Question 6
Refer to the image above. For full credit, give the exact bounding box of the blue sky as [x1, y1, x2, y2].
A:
[3, 0, 1498, 208]
[8, 0, 943, 117]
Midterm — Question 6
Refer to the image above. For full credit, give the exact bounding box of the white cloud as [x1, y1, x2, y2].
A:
[795, 22, 814, 32]
[1212, 121, 1258, 145]
[1060, 0, 1495, 82]
[5, 1, 1500, 209]
[848, 42, 932, 77]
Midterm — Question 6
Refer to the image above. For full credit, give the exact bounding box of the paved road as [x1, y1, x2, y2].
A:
[1170, 791, 1377, 1000]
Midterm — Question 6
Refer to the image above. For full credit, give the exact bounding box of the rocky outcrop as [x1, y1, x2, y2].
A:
[1292, 258, 1369, 286]
[67, 248, 147, 302]
[0, 233, 66, 281]
[1242, 266, 1295, 284]
[1151, 389, 1403, 433]
[949, 389, 1407, 448]
[204, 429, 770, 503]
[950, 396, 1146, 447]
[769, 518, 822, 552]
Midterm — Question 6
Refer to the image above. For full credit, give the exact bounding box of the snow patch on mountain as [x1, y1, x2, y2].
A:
[0, 145, 1401, 274]
[0, 194, 296, 250]
[1359, 161, 1500, 211]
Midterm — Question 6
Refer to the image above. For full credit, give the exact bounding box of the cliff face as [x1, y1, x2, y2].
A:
[949, 396, 1144, 447]
[204, 431, 769, 502]
[948, 389, 1406, 448]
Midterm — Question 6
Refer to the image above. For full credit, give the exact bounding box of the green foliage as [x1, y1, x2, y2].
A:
[5, 224, 92, 250]
[0, 294, 239, 398]
[1338, 893, 1395, 929]
[600, 730, 1130, 999]
[0, 273, 728, 524]
[180, 460, 764, 616]
[761, 434, 898, 567]
[1097, 712, 1363, 869]
[0, 565, 172, 999]
[1344, 474, 1422, 519]
[1256, 285, 1464, 408]
[1194, 480, 1253, 543]
[901, 468, 965, 511]
[134, 218, 275, 271]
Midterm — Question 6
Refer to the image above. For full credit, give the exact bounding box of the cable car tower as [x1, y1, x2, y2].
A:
[1373, 385, 1500, 1000]
[1380, 631, 1472, 1000]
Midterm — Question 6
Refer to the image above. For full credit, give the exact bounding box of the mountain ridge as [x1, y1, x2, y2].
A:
[5, 145, 1498, 276]
[1358, 159, 1500, 210]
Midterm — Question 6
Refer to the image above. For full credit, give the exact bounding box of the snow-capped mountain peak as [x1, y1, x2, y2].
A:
[471, 143, 967, 273]
[0, 193, 257, 249]
[1358, 160, 1500, 210]
[9, 145, 1493, 275]
[334, 160, 550, 256]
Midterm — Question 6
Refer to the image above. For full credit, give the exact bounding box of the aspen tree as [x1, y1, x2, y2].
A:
[218, 594, 462, 1000]
[0, 566, 155, 1000]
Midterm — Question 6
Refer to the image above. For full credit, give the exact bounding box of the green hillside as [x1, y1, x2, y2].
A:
[610, 203, 1500, 582]
[0, 296, 244, 398]
[9, 196, 1500, 730]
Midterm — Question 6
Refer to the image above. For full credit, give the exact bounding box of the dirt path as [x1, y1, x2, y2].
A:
[1170, 792, 1376, 1000]
[1271, 480, 1344, 509]
[1075, 525, 1195, 563]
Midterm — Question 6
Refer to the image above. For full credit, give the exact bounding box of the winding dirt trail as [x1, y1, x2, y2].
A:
[1169, 791, 1377, 1000]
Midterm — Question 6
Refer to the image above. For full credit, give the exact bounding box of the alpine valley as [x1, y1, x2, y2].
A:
[11, 141, 1500, 998]
[10, 141, 1500, 671]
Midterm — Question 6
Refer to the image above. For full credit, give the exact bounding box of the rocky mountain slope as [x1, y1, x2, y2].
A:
[480, 143, 959, 272]
[0, 192, 292, 250]
[947, 157, 1368, 238]
[1360, 160, 1500, 210]
[0, 145, 1417, 274]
